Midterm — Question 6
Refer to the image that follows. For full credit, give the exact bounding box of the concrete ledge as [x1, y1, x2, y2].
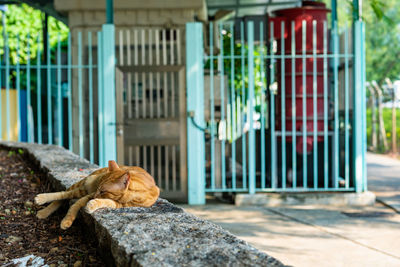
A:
[235, 192, 376, 207]
[0, 141, 284, 267]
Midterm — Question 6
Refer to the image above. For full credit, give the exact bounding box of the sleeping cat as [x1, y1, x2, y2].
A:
[34, 160, 160, 230]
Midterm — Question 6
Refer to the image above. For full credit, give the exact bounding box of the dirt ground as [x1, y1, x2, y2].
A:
[0, 149, 104, 266]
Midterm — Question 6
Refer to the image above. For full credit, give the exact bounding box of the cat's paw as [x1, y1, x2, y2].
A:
[36, 208, 49, 219]
[60, 217, 73, 230]
[85, 199, 101, 214]
[34, 194, 48, 205]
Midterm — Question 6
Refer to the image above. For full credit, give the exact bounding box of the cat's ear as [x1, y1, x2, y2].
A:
[118, 172, 131, 189]
[108, 160, 120, 171]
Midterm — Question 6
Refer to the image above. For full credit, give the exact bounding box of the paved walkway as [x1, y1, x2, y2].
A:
[367, 152, 400, 212]
[180, 153, 400, 267]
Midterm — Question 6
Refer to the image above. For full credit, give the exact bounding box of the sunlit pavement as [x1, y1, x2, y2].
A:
[181, 154, 400, 267]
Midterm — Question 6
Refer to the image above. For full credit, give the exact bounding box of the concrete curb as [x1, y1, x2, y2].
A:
[235, 192, 376, 207]
[0, 141, 284, 267]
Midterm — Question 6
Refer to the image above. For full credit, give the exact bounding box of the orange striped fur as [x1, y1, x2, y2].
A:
[34, 161, 160, 230]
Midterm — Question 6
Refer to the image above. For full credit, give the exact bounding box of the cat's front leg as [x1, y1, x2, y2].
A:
[85, 198, 122, 214]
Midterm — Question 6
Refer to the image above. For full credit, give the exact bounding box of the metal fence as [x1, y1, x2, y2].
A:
[186, 19, 367, 204]
[0, 25, 117, 166]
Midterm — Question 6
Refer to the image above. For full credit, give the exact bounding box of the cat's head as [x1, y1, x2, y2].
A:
[94, 160, 130, 200]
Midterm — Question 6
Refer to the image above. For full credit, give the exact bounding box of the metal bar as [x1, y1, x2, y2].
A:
[219, 22, 226, 189]
[157, 145, 161, 187]
[171, 29, 175, 117]
[97, 31, 104, 163]
[270, 22, 277, 189]
[248, 21, 256, 194]
[101, 23, 117, 166]
[37, 35, 42, 144]
[344, 26, 350, 188]
[172, 145, 176, 190]
[291, 21, 297, 188]
[230, 22, 236, 189]
[312, 21, 318, 189]
[56, 34, 62, 147]
[186, 23, 206, 204]
[353, 20, 366, 192]
[259, 22, 266, 189]
[5, 33, 10, 140]
[323, 21, 328, 189]
[16, 35, 21, 142]
[155, 29, 160, 118]
[127, 30, 132, 119]
[134, 29, 139, 119]
[165, 145, 169, 190]
[47, 32, 52, 144]
[88, 32, 94, 162]
[78, 32, 83, 157]
[149, 29, 153, 118]
[241, 21, 247, 189]
[281, 21, 286, 189]
[302, 20, 307, 188]
[150, 145, 154, 177]
[163, 30, 168, 117]
[333, 21, 339, 188]
[106, 0, 114, 24]
[208, 1, 299, 9]
[210, 22, 216, 190]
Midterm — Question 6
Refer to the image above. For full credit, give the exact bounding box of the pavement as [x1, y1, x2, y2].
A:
[367, 152, 400, 212]
[180, 153, 400, 267]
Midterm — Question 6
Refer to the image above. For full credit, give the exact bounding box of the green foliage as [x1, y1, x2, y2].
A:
[366, 107, 400, 152]
[0, 4, 69, 65]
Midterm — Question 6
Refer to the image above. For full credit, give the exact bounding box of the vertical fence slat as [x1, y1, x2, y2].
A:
[291, 21, 297, 189]
[88, 32, 94, 162]
[149, 29, 154, 118]
[162, 30, 168, 117]
[37, 35, 42, 144]
[270, 22, 277, 189]
[16, 35, 21, 142]
[312, 21, 318, 189]
[47, 32, 52, 144]
[333, 21, 339, 188]
[301, 20, 307, 188]
[247, 21, 255, 194]
[260, 22, 266, 189]
[210, 22, 216, 190]
[230, 22, 236, 189]
[240, 21, 247, 189]
[78, 31, 83, 157]
[219, 22, 226, 189]
[344, 26, 350, 188]
[281, 21, 286, 189]
[5, 33, 10, 140]
[134, 29, 139, 119]
[155, 29, 160, 118]
[323, 21, 328, 189]
[57, 34, 63, 147]
[97, 31, 103, 162]
[67, 34, 72, 150]
[127, 30, 132, 119]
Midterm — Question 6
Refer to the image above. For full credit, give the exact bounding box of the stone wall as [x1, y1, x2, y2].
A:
[0, 141, 284, 267]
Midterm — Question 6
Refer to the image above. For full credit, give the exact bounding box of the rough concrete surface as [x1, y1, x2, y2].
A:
[0, 141, 284, 267]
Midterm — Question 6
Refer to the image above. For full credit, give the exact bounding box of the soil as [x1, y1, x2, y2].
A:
[0, 149, 104, 266]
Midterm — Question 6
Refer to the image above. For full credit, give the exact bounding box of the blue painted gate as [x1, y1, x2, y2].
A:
[186, 19, 367, 204]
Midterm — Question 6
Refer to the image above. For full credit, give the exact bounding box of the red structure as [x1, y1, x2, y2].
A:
[272, 1, 331, 153]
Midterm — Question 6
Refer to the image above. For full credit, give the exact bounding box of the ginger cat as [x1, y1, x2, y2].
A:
[34, 160, 160, 230]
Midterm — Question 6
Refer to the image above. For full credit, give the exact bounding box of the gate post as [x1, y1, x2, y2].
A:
[352, 18, 367, 192]
[98, 23, 117, 167]
[186, 23, 206, 205]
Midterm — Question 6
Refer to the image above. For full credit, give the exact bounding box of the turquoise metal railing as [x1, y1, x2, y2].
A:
[186, 19, 367, 204]
[0, 28, 116, 166]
